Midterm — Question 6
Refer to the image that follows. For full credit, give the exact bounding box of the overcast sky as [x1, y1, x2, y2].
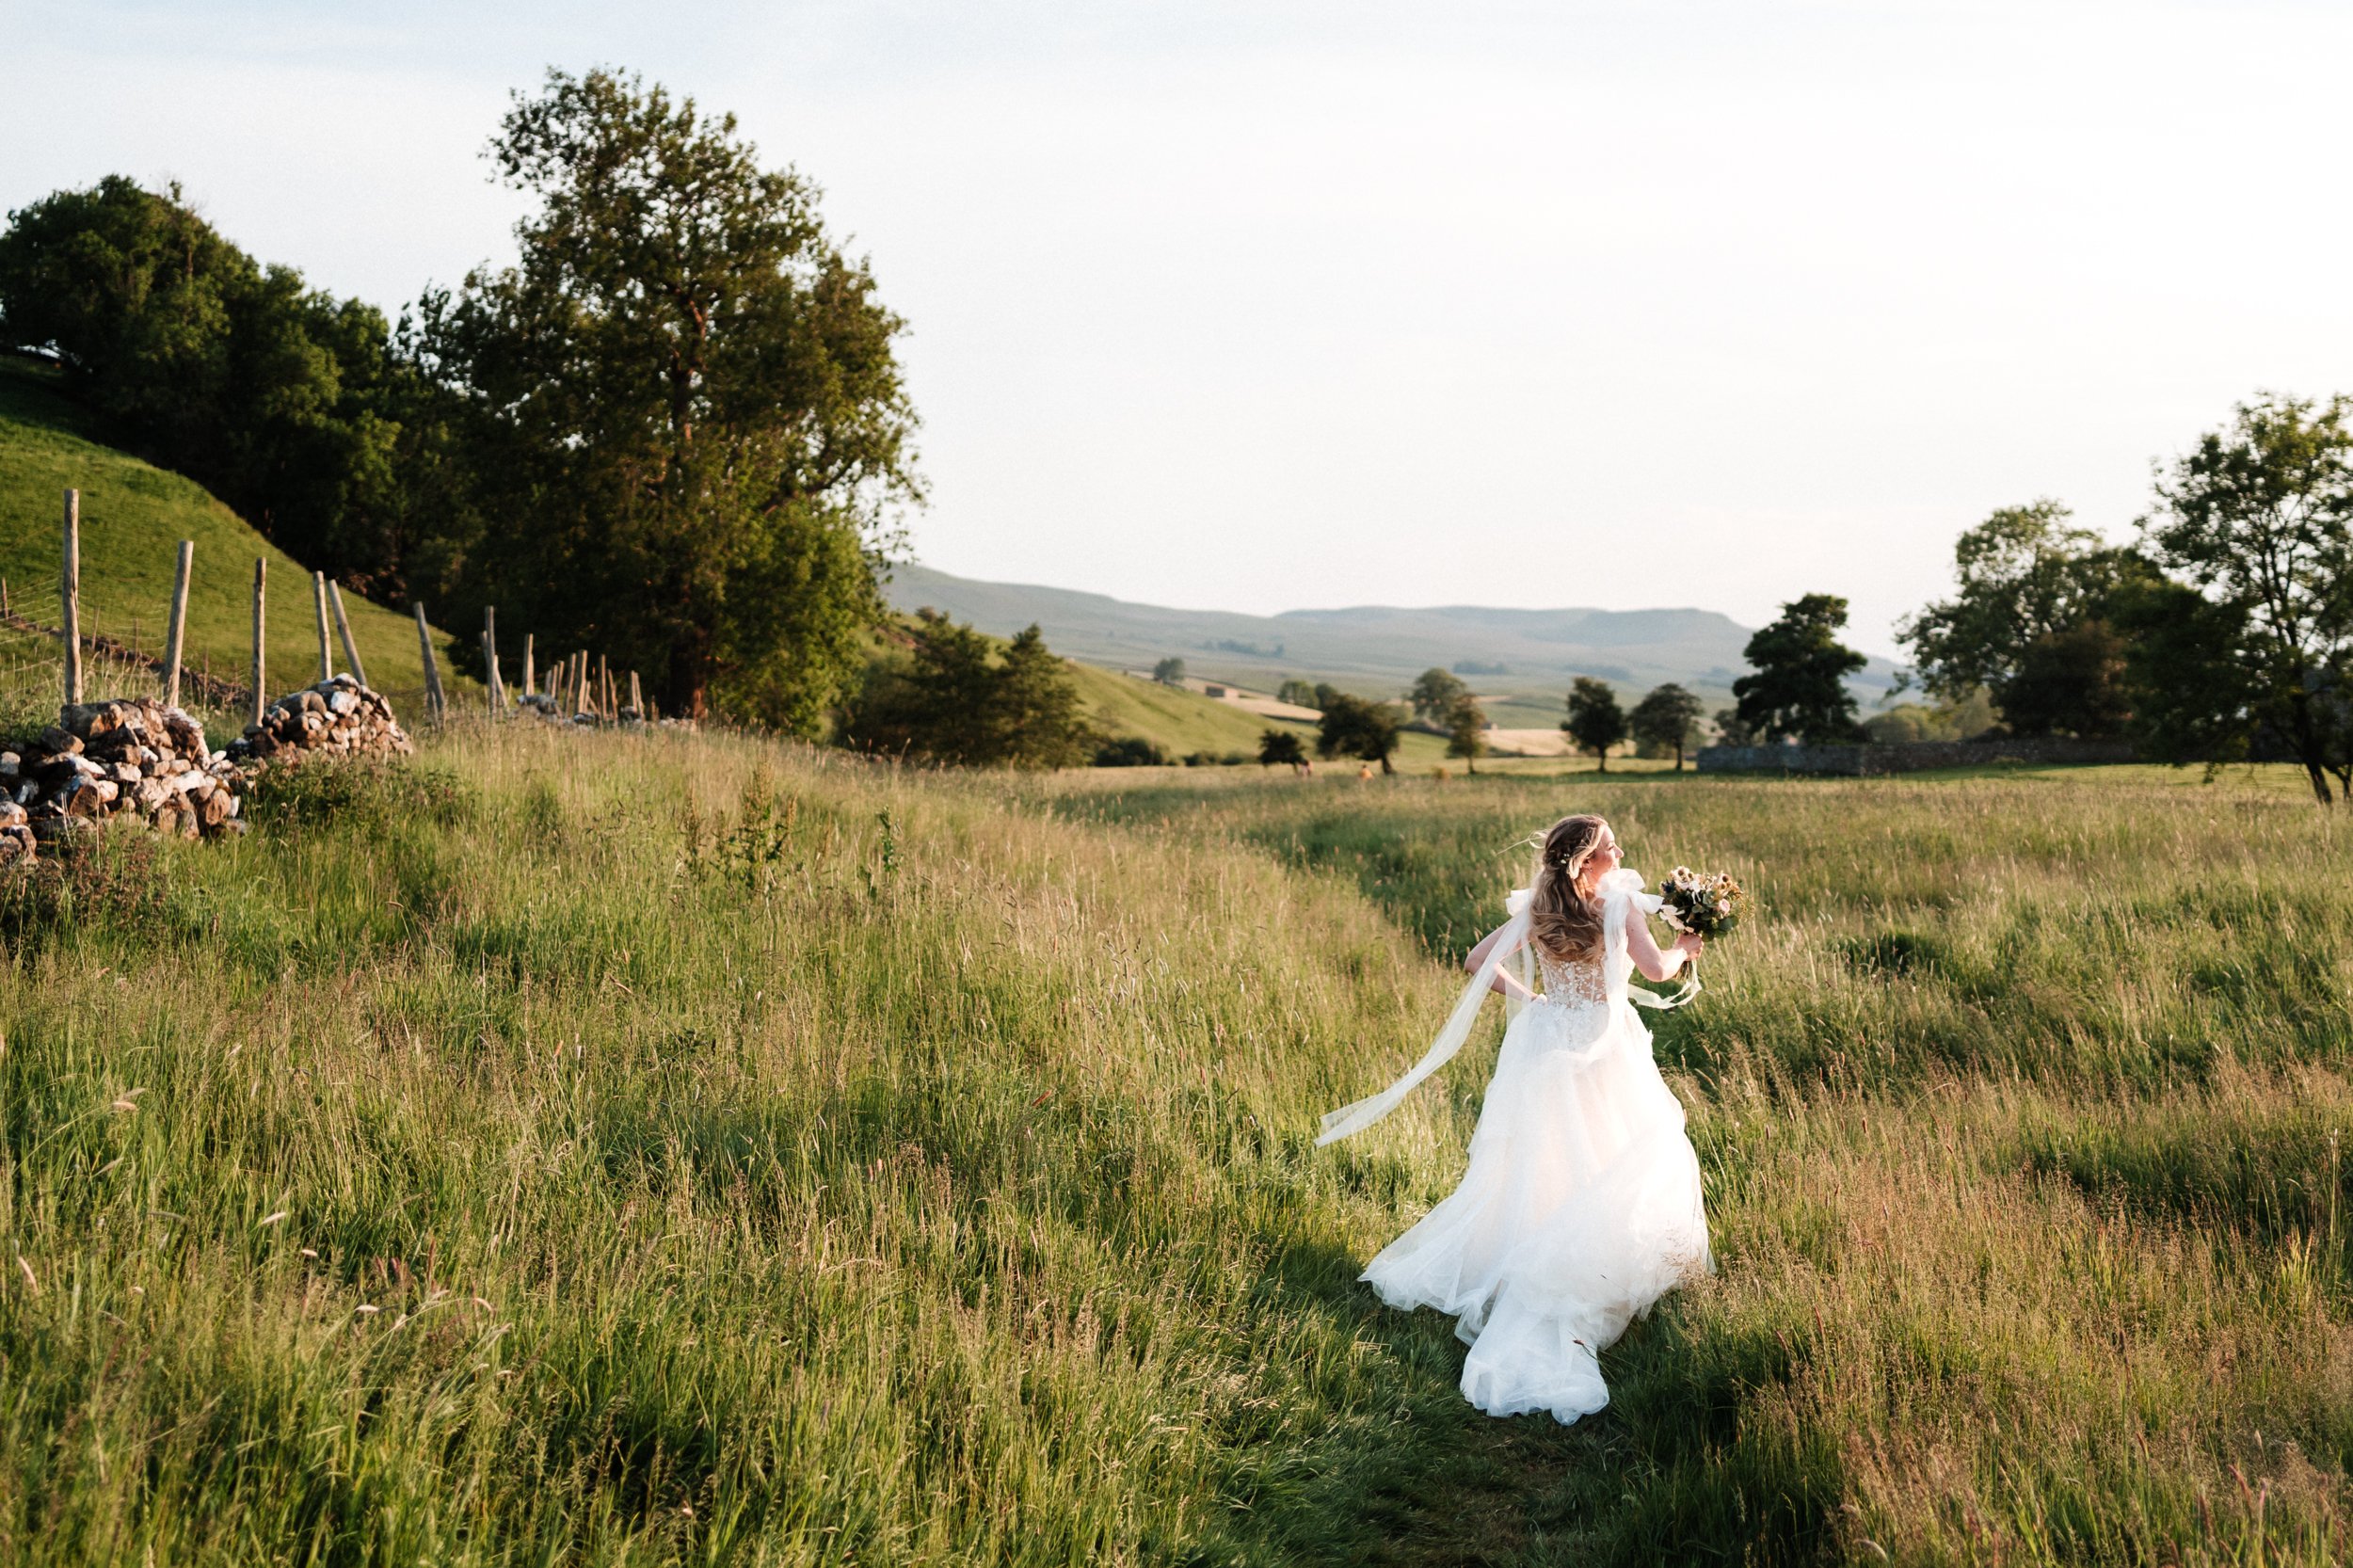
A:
[8, 0, 2350, 656]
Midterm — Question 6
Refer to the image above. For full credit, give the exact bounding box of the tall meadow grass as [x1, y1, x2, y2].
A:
[1, 729, 2348, 1563]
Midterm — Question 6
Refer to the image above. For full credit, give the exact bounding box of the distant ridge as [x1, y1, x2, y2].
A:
[884, 561, 1901, 712]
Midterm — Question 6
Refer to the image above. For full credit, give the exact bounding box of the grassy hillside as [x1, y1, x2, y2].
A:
[4, 728, 2347, 1562]
[0, 360, 467, 717]
[1064, 661, 1302, 756]
[1069, 664, 1453, 767]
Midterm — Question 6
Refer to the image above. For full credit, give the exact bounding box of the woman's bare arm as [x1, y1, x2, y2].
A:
[1626, 911, 1704, 983]
[1464, 920, 1535, 1000]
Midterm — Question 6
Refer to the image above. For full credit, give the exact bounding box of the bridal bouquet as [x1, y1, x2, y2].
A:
[1658, 866, 1746, 938]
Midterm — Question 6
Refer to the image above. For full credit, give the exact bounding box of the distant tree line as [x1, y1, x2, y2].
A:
[0, 69, 917, 736]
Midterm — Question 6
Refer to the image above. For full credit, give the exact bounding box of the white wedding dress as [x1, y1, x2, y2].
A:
[1334, 869, 1712, 1424]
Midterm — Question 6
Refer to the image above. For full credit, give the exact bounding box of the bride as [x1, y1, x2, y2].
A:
[1318, 813, 1713, 1424]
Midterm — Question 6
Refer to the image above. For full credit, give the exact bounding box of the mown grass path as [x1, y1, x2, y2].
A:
[2, 736, 2349, 1563]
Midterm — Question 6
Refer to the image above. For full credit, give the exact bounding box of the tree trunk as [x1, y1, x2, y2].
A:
[1378, 752, 1394, 776]
[2290, 689, 2336, 806]
[666, 626, 712, 722]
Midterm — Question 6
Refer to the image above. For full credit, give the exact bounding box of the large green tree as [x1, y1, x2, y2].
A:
[1897, 501, 2148, 737]
[1257, 728, 1308, 768]
[840, 614, 1089, 768]
[1734, 595, 1867, 744]
[414, 69, 920, 732]
[1563, 677, 1629, 770]
[1628, 682, 1705, 770]
[1444, 694, 1487, 772]
[1408, 667, 1470, 728]
[0, 176, 409, 591]
[992, 626, 1094, 769]
[2138, 395, 2353, 804]
[1316, 693, 1400, 775]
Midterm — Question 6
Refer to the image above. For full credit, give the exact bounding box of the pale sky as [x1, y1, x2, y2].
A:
[8, 0, 2351, 657]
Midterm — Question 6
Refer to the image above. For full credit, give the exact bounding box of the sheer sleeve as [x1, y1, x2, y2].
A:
[1599, 869, 1696, 1013]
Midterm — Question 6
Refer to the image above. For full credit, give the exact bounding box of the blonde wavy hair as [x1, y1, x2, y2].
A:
[1528, 813, 1610, 962]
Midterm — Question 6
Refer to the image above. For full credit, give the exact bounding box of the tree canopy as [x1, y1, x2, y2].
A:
[1444, 695, 1487, 770]
[1734, 595, 1867, 744]
[1316, 693, 1400, 774]
[1408, 667, 1470, 728]
[840, 613, 1091, 768]
[1897, 501, 2147, 738]
[0, 176, 411, 592]
[2137, 394, 2353, 803]
[1628, 682, 1705, 769]
[1563, 677, 1629, 769]
[412, 68, 920, 733]
[1257, 728, 1308, 767]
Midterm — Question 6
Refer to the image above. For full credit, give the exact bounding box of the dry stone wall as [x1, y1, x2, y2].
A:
[1695, 738, 2137, 776]
[1, 674, 414, 866]
[1, 696, 244, 859]
[228, 674, 414, 765]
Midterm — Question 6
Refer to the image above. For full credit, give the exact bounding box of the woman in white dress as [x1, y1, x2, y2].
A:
[1318, 814, 1713, 1424]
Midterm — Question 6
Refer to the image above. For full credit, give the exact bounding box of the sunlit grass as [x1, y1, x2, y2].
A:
[1, 725, 2349, 1563]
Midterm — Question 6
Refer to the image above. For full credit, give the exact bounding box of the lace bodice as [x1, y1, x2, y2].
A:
[1535, 948, 1609, 1008]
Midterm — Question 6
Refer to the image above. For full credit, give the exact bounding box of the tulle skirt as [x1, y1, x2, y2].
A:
[1362, 996, 1711, 1423]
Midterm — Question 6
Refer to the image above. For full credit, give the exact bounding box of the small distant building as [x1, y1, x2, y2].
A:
[1204, 684, 1230, 698]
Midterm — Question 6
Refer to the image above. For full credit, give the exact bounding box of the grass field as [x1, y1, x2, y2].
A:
[0, 360, 469, 715]
[2, 713, 2349, 1563]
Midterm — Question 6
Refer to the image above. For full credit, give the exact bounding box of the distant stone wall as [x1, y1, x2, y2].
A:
[1695, 738, 2137, 776]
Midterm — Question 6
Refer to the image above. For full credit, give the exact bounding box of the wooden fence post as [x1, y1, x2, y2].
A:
[484, 607, 505, 713]
[311, 572, 333, 682]
[522, 634, 536, 699]
[327, 581, 368, 689]
[162, 538, 194, 710]
[61, 489, 82, 706]
[249, 558, 266, 728]
[414, 603, 445, 725]
[327, 584, 367, 687]
[629, 670, 642, 717]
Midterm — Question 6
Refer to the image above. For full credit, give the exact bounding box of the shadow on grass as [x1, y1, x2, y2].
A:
[1208, 1228, 1843, 1568]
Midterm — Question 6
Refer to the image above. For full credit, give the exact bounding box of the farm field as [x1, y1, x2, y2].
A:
[1, 726, 2348, 1564]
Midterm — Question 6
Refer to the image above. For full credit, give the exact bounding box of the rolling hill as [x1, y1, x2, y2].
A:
[884, 559, 1905, 712]
[0, 359, 467, 718]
